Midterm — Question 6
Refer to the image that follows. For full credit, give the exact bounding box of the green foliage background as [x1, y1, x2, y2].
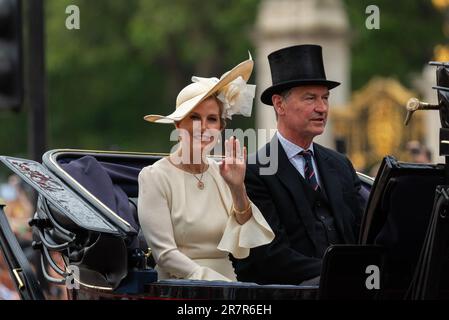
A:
[0, 0, 445, 159]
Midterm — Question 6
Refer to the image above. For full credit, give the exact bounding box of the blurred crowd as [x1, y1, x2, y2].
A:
[369, 140, 432, 178]
[406, 140, 432, 163]
[0, 175, 34, 300]
[0, 175, 66, 300]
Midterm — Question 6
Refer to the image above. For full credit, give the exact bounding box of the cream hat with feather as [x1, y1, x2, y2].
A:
[144, 54, 255, 124]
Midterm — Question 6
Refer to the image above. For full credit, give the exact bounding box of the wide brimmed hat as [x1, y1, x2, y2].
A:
[260, 45, 340, 106]
[144, 55, 255, 124]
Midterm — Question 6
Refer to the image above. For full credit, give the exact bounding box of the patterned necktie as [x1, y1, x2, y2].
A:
[300, 150, 320, 192]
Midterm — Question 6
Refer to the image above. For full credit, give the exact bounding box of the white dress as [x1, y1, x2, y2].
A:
[137, 157, 274, 281]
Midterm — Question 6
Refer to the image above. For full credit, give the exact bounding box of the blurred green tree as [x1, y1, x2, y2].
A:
[0, 0, 445, 160]
[45, 0, 259, 154]
[344, 0, 445, 90]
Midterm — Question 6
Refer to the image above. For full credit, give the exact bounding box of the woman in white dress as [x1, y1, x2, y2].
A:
[138, 56, 274, 281]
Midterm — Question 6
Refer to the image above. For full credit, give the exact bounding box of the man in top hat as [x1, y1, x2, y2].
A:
[232, 44, 365, 285]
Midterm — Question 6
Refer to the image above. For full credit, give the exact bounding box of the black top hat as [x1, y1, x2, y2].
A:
[260, 44, 340, 105]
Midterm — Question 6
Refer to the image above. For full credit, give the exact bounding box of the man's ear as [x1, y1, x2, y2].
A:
[272, 95, 285, 115]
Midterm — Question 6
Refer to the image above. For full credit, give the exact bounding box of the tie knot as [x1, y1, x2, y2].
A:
[300, 150, 313, 159]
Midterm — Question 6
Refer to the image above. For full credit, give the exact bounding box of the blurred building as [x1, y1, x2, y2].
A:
[255, 0, 350, 148]
[332, 78, 426, 172]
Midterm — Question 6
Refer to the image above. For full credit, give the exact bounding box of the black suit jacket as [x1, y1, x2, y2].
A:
[233, 136, 365, 285]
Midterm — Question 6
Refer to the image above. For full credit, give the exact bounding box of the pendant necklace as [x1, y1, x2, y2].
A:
[192, 163, 207, 190]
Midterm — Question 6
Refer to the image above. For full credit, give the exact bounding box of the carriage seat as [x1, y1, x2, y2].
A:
[59, 156, 141, 242]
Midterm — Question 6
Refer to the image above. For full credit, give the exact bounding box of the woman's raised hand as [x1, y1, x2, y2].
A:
[219, 136, 247, 190]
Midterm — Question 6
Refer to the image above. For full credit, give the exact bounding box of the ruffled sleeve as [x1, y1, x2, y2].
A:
[217, 202, 274, 259]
